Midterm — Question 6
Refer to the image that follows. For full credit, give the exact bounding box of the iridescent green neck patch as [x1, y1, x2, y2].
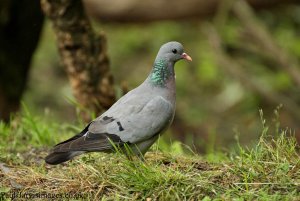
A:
[150, 59, 172, 87]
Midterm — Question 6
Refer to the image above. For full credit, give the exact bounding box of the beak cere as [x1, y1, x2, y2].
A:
[181, 53, 192, 61]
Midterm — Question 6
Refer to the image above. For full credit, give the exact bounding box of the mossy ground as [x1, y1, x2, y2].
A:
[0, 110, 300, 200]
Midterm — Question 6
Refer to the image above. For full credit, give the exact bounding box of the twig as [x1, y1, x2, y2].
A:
[83, 0, 298, 23]
[205, 24, 300, 121]
[0, 163, 23, 189]
[234, 182, 300, 185]
[232, 0, 300, 88]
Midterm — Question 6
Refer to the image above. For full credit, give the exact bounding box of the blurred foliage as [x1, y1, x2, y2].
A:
[23, 4, 300, 153]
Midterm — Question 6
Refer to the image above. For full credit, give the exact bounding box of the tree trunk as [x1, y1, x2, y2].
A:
[41, 0, 116, 121]
[0, 0, 44, 122]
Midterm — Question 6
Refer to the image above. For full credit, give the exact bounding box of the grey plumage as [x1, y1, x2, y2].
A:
[45, 41, 192, 165]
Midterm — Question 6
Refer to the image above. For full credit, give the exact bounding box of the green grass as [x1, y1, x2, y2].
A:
[0, 109, 300, 200]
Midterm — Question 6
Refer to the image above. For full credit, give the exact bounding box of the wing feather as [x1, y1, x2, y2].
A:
[52, 131, 124, 153]
[89, 96, 174, 144]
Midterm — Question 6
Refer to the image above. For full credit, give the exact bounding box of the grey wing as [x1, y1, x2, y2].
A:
[89, 96, 175, 144]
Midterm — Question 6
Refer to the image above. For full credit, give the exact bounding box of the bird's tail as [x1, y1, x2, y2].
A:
[45, 151, 84, 165]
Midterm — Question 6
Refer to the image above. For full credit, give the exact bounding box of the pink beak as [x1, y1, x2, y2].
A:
[181, 53, 192, 61]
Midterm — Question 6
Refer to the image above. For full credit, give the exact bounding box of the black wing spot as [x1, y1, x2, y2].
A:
[117, 121, 124, 131]
[101, 116, 115, 124]
[103, 116, 111, 120]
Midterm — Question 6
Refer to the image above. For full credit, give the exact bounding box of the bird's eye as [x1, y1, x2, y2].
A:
[172, 49, 177, 54]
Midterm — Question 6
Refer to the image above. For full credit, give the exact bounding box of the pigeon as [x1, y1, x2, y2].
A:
[45, 41, 192, 165]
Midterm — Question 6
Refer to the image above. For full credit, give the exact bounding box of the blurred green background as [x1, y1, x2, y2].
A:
[3, 1, 300, 154]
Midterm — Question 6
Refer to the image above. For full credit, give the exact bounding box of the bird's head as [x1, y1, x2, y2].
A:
[149, 41, 192, 86]
[156, 41, 192, 63]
